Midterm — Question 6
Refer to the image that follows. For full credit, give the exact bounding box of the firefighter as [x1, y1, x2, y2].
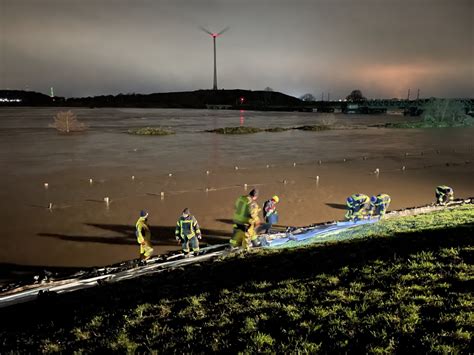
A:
[175, 208, 202, 257]
[370, 193, 391, 219]
[230, 188, 261, 249]
[345, 194, 370, 221]
[136, 210, 154, 260]
[262, 195, 280, 233]
[435, 185, 454, 205]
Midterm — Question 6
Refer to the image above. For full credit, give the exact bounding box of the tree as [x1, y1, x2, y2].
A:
[49, 111, 88, 133]
[264, 87, 274, 91]
[421, 99, 473, 127]
[346, 90, 366, 102]
[300, 93, 316, 102]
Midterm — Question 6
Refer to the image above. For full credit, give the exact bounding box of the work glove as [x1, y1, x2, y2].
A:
[197, 234, 202, 240]
[175, 236, 180, 242]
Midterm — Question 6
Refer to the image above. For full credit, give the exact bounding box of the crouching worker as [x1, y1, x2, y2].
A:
[175, 208, 201, 257]
[230, 188, 261, 249]
[370, 193, 391, 219]
[436, 185, 454, 205]
[262, 195, 280, 233]
[136, 210, 154, 260]
[345, 194, 370, 222]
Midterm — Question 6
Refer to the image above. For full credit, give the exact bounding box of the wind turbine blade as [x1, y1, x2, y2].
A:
[199, 26, 213, 35]
[217, 26, 230, 35]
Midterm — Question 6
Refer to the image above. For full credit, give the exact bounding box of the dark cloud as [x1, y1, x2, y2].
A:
[1, 0, 472, 98]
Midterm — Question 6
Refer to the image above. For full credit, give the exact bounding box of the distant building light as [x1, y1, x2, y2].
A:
[0, 98, 22, 103]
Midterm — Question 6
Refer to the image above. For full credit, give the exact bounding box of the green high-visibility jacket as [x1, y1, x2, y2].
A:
[233, 195, 260, 225]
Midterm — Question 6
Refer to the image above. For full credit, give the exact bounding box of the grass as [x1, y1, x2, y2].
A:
[127, 127, 175, 135]
[0, 205, 473, 353]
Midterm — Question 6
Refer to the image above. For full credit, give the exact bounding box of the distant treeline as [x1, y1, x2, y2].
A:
[0, 89, 304, 110]
[1, 90, 472, 114]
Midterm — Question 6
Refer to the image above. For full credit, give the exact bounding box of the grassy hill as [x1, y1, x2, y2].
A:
[0, 205, 472, 353]
[1, 89, 304, 109]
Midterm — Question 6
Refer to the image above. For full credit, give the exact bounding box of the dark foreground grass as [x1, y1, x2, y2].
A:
[0, 206, 473, 353]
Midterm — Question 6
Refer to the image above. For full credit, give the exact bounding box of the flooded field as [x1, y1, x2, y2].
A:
[0, 107, 473, 278]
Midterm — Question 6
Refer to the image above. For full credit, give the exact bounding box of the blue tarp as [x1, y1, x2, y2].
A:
[266, 218, 379, 247]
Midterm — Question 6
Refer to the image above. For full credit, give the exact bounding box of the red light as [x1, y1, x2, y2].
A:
[240, 97, 245, 103]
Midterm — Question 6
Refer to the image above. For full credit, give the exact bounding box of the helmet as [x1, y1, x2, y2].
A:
[347, 197, 354, 204]
[140, 210, 148, 218]
[370, 196, 377, 203]
[272, 195, 279, 203]
[249, 188, 259, 198]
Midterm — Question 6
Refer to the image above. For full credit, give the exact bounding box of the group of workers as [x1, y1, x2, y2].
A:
[345, 193, 392, 221]
[135, 184, 454, 259]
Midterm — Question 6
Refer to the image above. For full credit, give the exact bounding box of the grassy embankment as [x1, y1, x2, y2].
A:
[0, 205, 473, 353]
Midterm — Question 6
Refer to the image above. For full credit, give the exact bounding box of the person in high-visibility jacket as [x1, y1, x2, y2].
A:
[262, 195, 280, 233]
[369, 193, 391, 219]
[345, 193, 370, 221]
[230, 188, 261, 249]
[175, 208, 202, 257]
[436, 185, 454, 205]
[136, 210, 153, 260]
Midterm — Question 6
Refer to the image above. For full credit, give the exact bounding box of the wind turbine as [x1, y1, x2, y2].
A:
[200, 26, 229, 90]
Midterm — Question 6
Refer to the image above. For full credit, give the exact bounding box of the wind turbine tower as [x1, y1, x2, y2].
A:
[201, 27, 229, 90]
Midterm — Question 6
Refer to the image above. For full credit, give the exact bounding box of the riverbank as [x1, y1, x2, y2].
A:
[0, 205, 472, 353]
[1, 108, 473, 272]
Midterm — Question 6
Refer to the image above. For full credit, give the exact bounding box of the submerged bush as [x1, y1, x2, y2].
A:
[388, 99, 473, 128]
[207, 126, 264, 134]
[421, 99, 473, 127]
[50, 111, 88, 133]
[208, 125, 332, 134]
[264, 127, 292, 132]
[296, 125, 331, 131]
[128, 127, 175, 135]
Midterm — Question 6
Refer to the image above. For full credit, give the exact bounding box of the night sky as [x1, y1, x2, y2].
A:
[1, 0, 472, 99]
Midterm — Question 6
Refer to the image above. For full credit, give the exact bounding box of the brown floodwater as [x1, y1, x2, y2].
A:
[0, 107, 473, 280]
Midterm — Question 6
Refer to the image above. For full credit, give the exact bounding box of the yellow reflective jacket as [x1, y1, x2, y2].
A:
[373, 194, 391, 206]
[136, 217, 151, 244]
[233, 195, 260, 225]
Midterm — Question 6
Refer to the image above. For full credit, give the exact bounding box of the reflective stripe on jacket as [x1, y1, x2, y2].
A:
[175, 215, 201, 239]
